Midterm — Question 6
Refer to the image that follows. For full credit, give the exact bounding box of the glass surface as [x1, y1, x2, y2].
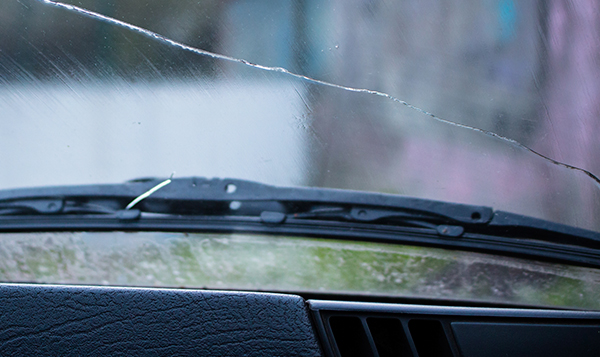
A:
[1, 0, 600, 231]
[0, 231, 598, 310]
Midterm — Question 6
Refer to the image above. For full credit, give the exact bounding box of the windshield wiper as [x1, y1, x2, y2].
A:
[0, 177, 599, 267]
[0, 176, 490, 229]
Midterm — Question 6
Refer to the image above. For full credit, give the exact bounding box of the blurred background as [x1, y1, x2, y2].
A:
[0, 0, 599, 230]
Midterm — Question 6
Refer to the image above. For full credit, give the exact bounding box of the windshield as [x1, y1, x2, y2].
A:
[1, 1, 599, 227]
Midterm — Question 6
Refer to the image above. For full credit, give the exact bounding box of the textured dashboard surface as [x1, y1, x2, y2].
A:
[0, 284, 323, 356]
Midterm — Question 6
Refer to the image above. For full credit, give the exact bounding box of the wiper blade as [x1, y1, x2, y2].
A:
[0, 176, 488, 230]
[0, 177, 599, 267]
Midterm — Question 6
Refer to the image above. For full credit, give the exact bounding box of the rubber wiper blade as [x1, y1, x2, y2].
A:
[1, 176, 599, 246]
[0, 177, 492, 224]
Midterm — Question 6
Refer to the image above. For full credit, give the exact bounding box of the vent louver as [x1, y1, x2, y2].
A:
[367, 318, 412, 357]
[327, 314, 454, 357]
[329, 316, 374, 357]
[408, 319, 453, 357]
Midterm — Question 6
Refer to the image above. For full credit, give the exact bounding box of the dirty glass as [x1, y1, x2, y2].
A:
[1, 231, 599, 310]
[1, 0, 599, 231]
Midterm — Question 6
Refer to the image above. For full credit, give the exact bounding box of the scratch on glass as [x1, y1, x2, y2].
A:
[38, 0, 600, 189]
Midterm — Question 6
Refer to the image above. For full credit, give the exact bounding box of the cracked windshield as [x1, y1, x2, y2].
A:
[1, 0, 600, 308]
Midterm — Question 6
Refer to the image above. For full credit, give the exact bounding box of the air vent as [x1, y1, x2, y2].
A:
[329, 316, 373, 357]
[324, 313, 457, 357]
[408, 319, 453, 357]
[310, 300, 600, 357]
[366, 318, 412, 357]
[327, 315, 414, 357]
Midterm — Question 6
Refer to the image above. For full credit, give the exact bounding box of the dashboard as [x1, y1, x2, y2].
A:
[1, 284, 599, 356]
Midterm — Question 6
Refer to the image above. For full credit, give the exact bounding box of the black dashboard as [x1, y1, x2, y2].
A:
[1, 284, 598, 356]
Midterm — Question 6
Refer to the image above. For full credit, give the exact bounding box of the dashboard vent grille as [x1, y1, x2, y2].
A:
[408, 319, 453, 357]
[310, 300, 600, 357]
[325, 314, 456, 357]
[329, 316, 374, 357]
[366, 318, 412, 357]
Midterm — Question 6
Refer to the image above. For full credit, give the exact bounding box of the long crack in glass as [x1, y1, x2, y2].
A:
[38, 0, 600, 189]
